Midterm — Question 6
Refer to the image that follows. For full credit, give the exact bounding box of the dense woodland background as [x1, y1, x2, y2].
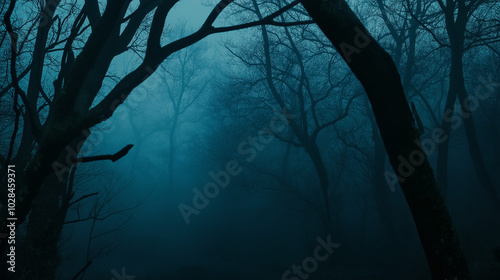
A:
[0, 0, 499, 279]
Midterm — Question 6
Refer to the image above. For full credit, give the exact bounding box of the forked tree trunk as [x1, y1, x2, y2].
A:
[300, 0, 470, 278]
[438, 0, 500, 210]
[453, 54, 500, 212]
[438, 19, 500, 209]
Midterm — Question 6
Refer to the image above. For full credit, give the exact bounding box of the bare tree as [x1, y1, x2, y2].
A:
[301, 0, 470, 278]
[64, 175, 143, 280]
[15, 145, 133, 279]
[226, 0, 360, 235]
[0, 3, 312, 277]
[159, 27, 210, 189]
[409, 0, 500, 204]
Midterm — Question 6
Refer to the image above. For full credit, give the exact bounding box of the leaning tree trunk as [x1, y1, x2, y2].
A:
[300, 0, 470, 279]
[369, 111, 395, 234]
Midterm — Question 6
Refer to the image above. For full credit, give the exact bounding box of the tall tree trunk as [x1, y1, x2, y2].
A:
[454, 54, 500, 211]
[369, 112, 395, 234]
[251, 0, 334, 237]
[300, 0, 470, 278]
[402, 12, 418, 94]
[7, 133, 89, 280]
[168, 112, 179, 189]
[436, 50, 460, 198]
[305, 142, 333, 236]
[439, 7, 500, 209]
[14, 0, 59, 167]
[16, 175, 68, 280]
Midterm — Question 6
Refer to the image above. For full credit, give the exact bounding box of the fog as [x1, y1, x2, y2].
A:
[1, 0, 499, 279]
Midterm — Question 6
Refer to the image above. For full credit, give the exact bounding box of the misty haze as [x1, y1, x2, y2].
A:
[0, 0, 499, 279]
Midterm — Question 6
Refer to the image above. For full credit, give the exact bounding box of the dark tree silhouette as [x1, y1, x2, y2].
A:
[300, 0, 470, 278]
[3, 0, 498, 279]
[0, 0, 311, 279]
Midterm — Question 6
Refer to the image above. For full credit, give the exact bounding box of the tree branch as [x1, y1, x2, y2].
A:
[77, 144, 134, 164]
[66, 192, 99, 209]
[84, 0, 311, 128]
[3, 0, 42, 142]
